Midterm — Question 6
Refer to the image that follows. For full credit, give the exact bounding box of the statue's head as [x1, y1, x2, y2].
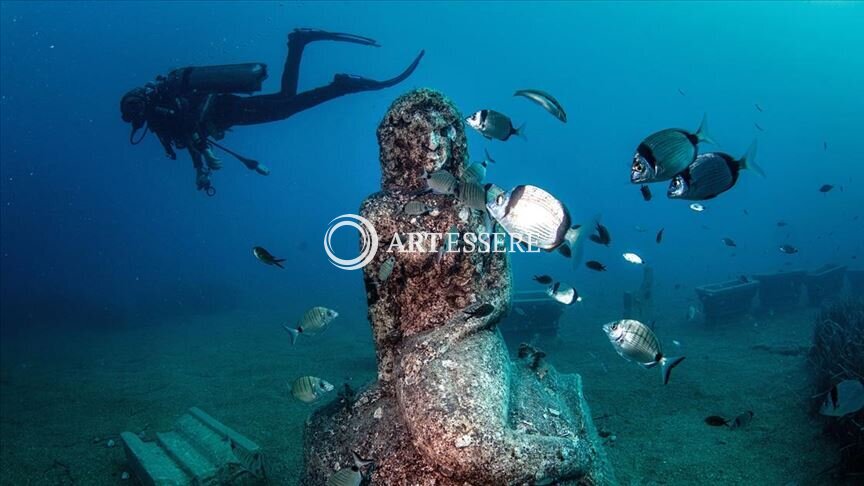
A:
[377, 89, 468, 192]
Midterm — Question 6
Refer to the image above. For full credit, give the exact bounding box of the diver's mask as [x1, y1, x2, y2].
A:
[121, 87, 150, 143]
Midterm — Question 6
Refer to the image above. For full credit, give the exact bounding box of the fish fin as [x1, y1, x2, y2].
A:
[565, 215, 597, 268]
[661, 356, 686, 384]
[283, 325, 300, 345]
[513, 122, 527, 141]
[484, 148, 496, 164]
[695, 114, 716, 145]
[273, 259, 286, 269]
[352, 450, 374, 469]
[739, 139, 765, 178]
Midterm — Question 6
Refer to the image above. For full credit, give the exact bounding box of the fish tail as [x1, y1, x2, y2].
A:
[273, 259, 286, 269]
[660, 356, 686, 384]
[283, 325, 300, 345]
[739, 139, 765, 178]
[513, 122, 527, 141]
[695, 113, 716, 145]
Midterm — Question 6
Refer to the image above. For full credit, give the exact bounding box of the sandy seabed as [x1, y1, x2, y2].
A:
[0, 302, 846, 485]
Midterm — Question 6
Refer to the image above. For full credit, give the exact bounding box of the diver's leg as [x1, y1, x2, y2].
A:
[280, 28, 381, 96]
[228, 50, 425, 126]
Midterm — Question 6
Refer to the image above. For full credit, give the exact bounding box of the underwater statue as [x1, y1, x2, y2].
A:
[302, 89, 616, 485]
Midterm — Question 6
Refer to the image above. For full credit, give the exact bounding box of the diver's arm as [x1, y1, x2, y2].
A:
[211, 50, 425, 128]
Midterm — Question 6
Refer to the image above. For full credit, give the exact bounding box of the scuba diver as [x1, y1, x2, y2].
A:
[120, 28, 424, 196]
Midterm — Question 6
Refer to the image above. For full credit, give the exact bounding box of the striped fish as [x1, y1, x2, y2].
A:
[463, 160, 487, 184]
[377, 256, 395, 282]
[402, 200, 431, 216]
[456, 181, 487, 211]
[425, 169, 458, 195]
[486, 184, 585, 253]
[668, 141, 763, 201]
[284, 306, 338, 345]
[631, 115, 714, 183]
[326, 451, 374, 486]
[514, 88, 567, 123]
[602, 319, 685, 384]
[291, 376, 334, 403]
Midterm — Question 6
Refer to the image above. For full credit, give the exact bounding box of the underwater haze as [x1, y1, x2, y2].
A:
[2, 1, 863, 484]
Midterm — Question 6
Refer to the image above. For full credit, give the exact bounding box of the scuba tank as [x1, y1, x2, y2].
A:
[165, 63, 268, 95]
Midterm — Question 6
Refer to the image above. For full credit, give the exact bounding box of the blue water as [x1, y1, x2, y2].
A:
[1, 1, 863, 483]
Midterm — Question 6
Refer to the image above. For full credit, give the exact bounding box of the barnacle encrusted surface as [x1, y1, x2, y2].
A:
[301, 89, 616, 485]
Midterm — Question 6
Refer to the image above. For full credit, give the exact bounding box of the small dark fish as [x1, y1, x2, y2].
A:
[779, 244, 798, 254]
[819, 184, 834, 193]
[754, 122, 764, 132]
[589, 222, 611, 246]
[721, 237, 737, 247]
[533, 275, 554, 285]
[631, 114, 714, 183]
[776, 220, 788, 227]
[465, 109, 525, 141]
[465, 303, 495, 319]
[738, 275, 750, 283]
[586, 261, 607, 272]
[755, 103, 763, 112]
[640, 184, 652, 201]
[514, 89, 567, 123]
[677, 88, 686, 96]
[823, 141, 828, 151]
[728, 411, 754, 429]
[743, 209, 749, 215]
[252, 246, 285, 269]
[656, 228, 664, 244]
[705, 415, 728, 426]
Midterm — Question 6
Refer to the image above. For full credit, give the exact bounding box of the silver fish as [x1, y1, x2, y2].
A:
[378, 256, 395, 282]
[463, 160, 488, 183]
[668, 141, 763, 201]
[631, 114, 714, 183]
[546, 282, 579, 305]
[291, 375, 334, 403]
[284, 306, 339, 345]
[326, 452, 374, 486]
[403, 200, 431, 216]
[426, 169, 458, 195]
[465, 109, 524, 141]
[514, 88, 567, 123]
[456, 181, 487, 211]
[486, 184, 583, 252]
[602, 319, 685, 384]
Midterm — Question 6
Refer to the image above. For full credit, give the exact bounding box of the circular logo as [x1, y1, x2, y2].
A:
[323, 214, 379, 270]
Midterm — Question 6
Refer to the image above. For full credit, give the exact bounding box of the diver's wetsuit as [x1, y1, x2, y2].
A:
[121, 29, 424, 195]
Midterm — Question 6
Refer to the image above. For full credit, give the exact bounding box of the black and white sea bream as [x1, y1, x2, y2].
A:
[485, 184, 586, 255]
[291, 375, 334, 403]
[631, 115, 715, 183]
[602, 319, 685, 384]
[284, 306, 339, 345]
[425, 169, 458, 195]
[326, 451, 374, 486]
[465, 109, 525, 141]
[514, 88, 567, 123]
[668, 141, 764, 201]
